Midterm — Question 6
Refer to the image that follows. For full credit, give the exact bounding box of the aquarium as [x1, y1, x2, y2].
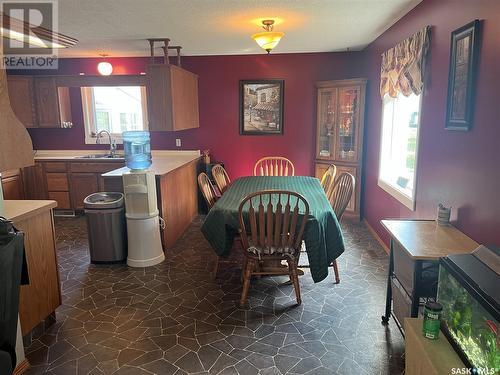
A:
[437, 246, 499, 373]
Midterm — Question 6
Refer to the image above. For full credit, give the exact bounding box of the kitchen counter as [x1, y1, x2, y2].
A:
[102, 153, 200, 176]
[34, 150, 124, 160]
[3, 200, 57, 222]
[33, 150, 200, 163]
[2, 200, 61, 337]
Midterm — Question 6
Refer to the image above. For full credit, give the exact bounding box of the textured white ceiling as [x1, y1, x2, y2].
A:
[56, 0, 422, 57]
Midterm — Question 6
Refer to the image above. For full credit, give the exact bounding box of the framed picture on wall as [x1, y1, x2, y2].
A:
[239, 80, 284, 135]
[445, 19, 481, 131]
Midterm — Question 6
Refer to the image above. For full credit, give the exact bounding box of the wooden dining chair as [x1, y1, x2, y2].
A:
[198, 172, 229, 279]
[329, 172, 355, 284]
[212, 164, 231, 194]
[198, 172, 217, 209]
[238, 190, 309, 307]
[253, 157, 295, 176]
[320, 164, 337, 201]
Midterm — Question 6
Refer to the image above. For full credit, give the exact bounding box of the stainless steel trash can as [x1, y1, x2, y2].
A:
[84, 192, 127, 263]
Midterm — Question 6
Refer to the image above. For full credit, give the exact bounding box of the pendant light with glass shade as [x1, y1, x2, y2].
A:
[97, 54, 113, 75]
[252, 20, 284, 54]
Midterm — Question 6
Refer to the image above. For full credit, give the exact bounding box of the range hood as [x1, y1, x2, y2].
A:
[0, 43, 34, 172]
[0, 42, 34, 215]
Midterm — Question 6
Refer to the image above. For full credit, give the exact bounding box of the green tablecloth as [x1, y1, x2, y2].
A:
[200, 176, 345, 283]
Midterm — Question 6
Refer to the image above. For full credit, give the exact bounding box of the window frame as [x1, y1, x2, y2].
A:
[377, 91, 424, 211]
[81, 86, 149, 144]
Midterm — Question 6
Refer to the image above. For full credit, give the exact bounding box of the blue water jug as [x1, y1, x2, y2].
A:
[123, 131, 152, 170]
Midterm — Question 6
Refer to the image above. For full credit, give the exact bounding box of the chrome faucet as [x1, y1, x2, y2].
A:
[95, 130, 117, 156]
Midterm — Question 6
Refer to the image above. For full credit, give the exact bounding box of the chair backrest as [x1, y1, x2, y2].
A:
[198, 172, 217, 209]
[238, 190, 309, 256]
[320, 164, 337, 201]
[212, 164, 231, 194]
[330, 172, 355, 221]
[253, 157, 295, 176]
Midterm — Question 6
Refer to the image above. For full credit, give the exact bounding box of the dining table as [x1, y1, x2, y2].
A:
[200, 176, 345, 283]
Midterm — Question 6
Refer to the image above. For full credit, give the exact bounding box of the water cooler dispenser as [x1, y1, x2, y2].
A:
[122, 131, 165, 267]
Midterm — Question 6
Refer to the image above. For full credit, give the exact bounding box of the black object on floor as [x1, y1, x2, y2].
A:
[0, 217, 28, 375]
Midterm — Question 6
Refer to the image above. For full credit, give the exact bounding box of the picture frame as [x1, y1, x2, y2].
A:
[445, 19, 481, 131]
[239, 79, 284, 135]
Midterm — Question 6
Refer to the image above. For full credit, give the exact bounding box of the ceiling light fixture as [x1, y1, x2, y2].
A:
[97, 54, 113, 76]
[252, 19, 284, 54]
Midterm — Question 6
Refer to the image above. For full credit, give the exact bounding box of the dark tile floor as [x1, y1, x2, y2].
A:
[24, 216, 404, 375]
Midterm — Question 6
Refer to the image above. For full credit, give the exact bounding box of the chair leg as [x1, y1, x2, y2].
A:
[332, 259, 340, 284]
[289, 259, 302, 305]
[213, 256, 219, 280]
[240, 258, 254, 307]
[240, 256, 248, 282]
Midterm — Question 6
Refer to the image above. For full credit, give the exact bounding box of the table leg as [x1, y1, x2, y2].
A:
[381, 239, 394, 324]
[411, 260, 423, 317]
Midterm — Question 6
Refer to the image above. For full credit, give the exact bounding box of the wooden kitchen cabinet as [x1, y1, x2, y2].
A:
[69, 161, 123, 209]
[6, 76, 37, 128]
[146, 64, 199, 131]
[315, 78, 367, 219]
[46, 173, 72, 208]
[70, 173, 99, 209]
[48, 191, 71, 210]
[4, 201, 61, 336]
[22, 163, 47, 199]
[34, 77, 72, 128]
[40, 162, 72, 210]
[43, 161, 68, 172]
[22, 160, 124, 211]
[0, 169, 24, 200]
[46, 172, 69, 191]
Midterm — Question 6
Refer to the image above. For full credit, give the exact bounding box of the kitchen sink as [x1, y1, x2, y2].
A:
[79, 154, 124, 159]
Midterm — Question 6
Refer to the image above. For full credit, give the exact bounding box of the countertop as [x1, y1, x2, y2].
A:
[2, 200, 57, 222]
[33, 150, 200, 162]
[34, 150, 124, 160]
[102, 153, 200, 177]
[32, 150, 201, 176]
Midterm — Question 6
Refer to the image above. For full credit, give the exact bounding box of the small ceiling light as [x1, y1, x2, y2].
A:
[97, 54, 113, 75]
[252, 19, 284, 54]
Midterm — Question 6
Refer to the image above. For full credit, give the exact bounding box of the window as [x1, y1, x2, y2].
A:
[81, 86, 148, 144]
[378, 92, 422, 210]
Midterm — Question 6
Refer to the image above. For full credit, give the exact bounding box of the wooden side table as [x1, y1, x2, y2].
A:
[380, 220, 478, 332]
[405, 318, 464, 374]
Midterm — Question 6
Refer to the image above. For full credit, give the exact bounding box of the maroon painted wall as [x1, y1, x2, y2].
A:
[362, 0, 500, 246]
[26, 53, 364, 178]
[22, 0, 500, 246]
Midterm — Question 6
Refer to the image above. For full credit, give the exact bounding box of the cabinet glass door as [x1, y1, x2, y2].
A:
[336, 87, 360, 162]
[317, 88, 337, 159]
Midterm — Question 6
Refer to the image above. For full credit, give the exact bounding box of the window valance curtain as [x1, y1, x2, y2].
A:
[380, 26, 431, 98]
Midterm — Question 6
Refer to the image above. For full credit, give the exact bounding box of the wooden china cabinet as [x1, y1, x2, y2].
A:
[315, 78, 367, 220]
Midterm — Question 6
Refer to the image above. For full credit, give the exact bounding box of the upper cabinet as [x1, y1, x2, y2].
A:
[7, 76, 37, 128]
[7, 75, 73, 128]
[34, 77, 72, 128]
[146, 64, 200, 132]
[315, 78, 367, 219]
